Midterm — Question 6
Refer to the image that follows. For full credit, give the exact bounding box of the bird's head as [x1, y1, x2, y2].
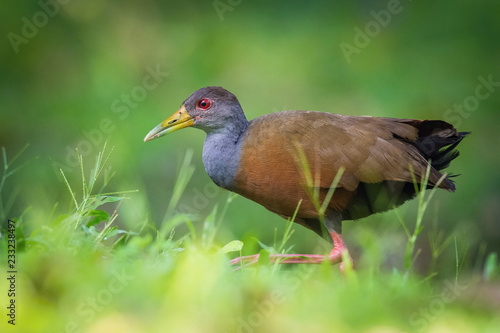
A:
[144, 86, 247, 142]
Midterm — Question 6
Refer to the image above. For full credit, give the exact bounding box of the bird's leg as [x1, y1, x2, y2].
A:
[230, 213, 353, 271]
[229, 234, 350, 268]
[328, 230, 353, 272]
[229, 254, 261, 266]
[229, 253, 326, 266]
[324, 213, 354, 272]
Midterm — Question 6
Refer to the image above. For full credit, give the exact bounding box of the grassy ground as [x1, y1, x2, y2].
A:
[1, 147, 499, 333]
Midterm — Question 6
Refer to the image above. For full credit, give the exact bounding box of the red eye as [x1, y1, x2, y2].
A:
[196, 98, 212, 110]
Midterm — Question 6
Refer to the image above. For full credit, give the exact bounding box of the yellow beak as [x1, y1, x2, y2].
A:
[144, 105, 194, 142]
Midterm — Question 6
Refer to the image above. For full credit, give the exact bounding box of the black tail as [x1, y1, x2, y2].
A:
[413, 120, 470, 171]
[411, 120, 469, 191]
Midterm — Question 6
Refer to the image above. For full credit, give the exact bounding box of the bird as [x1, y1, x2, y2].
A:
[144, 86, 468, 271]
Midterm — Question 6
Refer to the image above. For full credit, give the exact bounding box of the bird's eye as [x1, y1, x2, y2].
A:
[196, 98, 213, 110]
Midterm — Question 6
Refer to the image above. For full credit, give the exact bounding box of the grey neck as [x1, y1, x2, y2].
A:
[202, 120, 248, 189]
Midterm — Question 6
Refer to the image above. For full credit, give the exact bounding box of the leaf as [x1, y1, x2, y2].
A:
[86, 210, 109, 227]
[257, 239, 276, 253]
[258, 249, 270, 266]
[102, 226, 119, 239]
[159, 214, 196, 240]
[217, 240, 244, 254]
[82, 225, 100, 236]
[100, 195, 125, 204]
[484, 252, 498, 281]
[202, 204, 218, 248]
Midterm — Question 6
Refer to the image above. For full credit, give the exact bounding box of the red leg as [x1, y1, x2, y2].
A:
[328, 231, 354, 273]
[230, 231, 353, 271]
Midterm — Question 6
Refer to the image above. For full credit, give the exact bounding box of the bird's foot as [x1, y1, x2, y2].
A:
[230, 231, 354, 272]
[230, 252, 353, 270]
[230, 253, 324, 270]
[328, 231, 354, 273]
[229, 254, 260, 266]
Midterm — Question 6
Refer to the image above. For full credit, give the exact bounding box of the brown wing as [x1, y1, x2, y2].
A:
[231, 111, 461, 224]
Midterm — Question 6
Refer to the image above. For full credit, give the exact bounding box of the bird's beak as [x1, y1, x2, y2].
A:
[144, 104, 194, 142]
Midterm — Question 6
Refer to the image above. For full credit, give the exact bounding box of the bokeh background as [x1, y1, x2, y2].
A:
[2, 0, 499, 275]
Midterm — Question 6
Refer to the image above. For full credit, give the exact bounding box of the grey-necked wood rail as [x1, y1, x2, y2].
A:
[144, 86, 468, 270]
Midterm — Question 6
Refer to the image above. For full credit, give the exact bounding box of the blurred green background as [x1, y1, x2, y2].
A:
[2, 1, 500, 332]
[1, 0, 499, 273]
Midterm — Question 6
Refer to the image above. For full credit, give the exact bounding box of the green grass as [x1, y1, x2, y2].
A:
[1, 147, 499, 333]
